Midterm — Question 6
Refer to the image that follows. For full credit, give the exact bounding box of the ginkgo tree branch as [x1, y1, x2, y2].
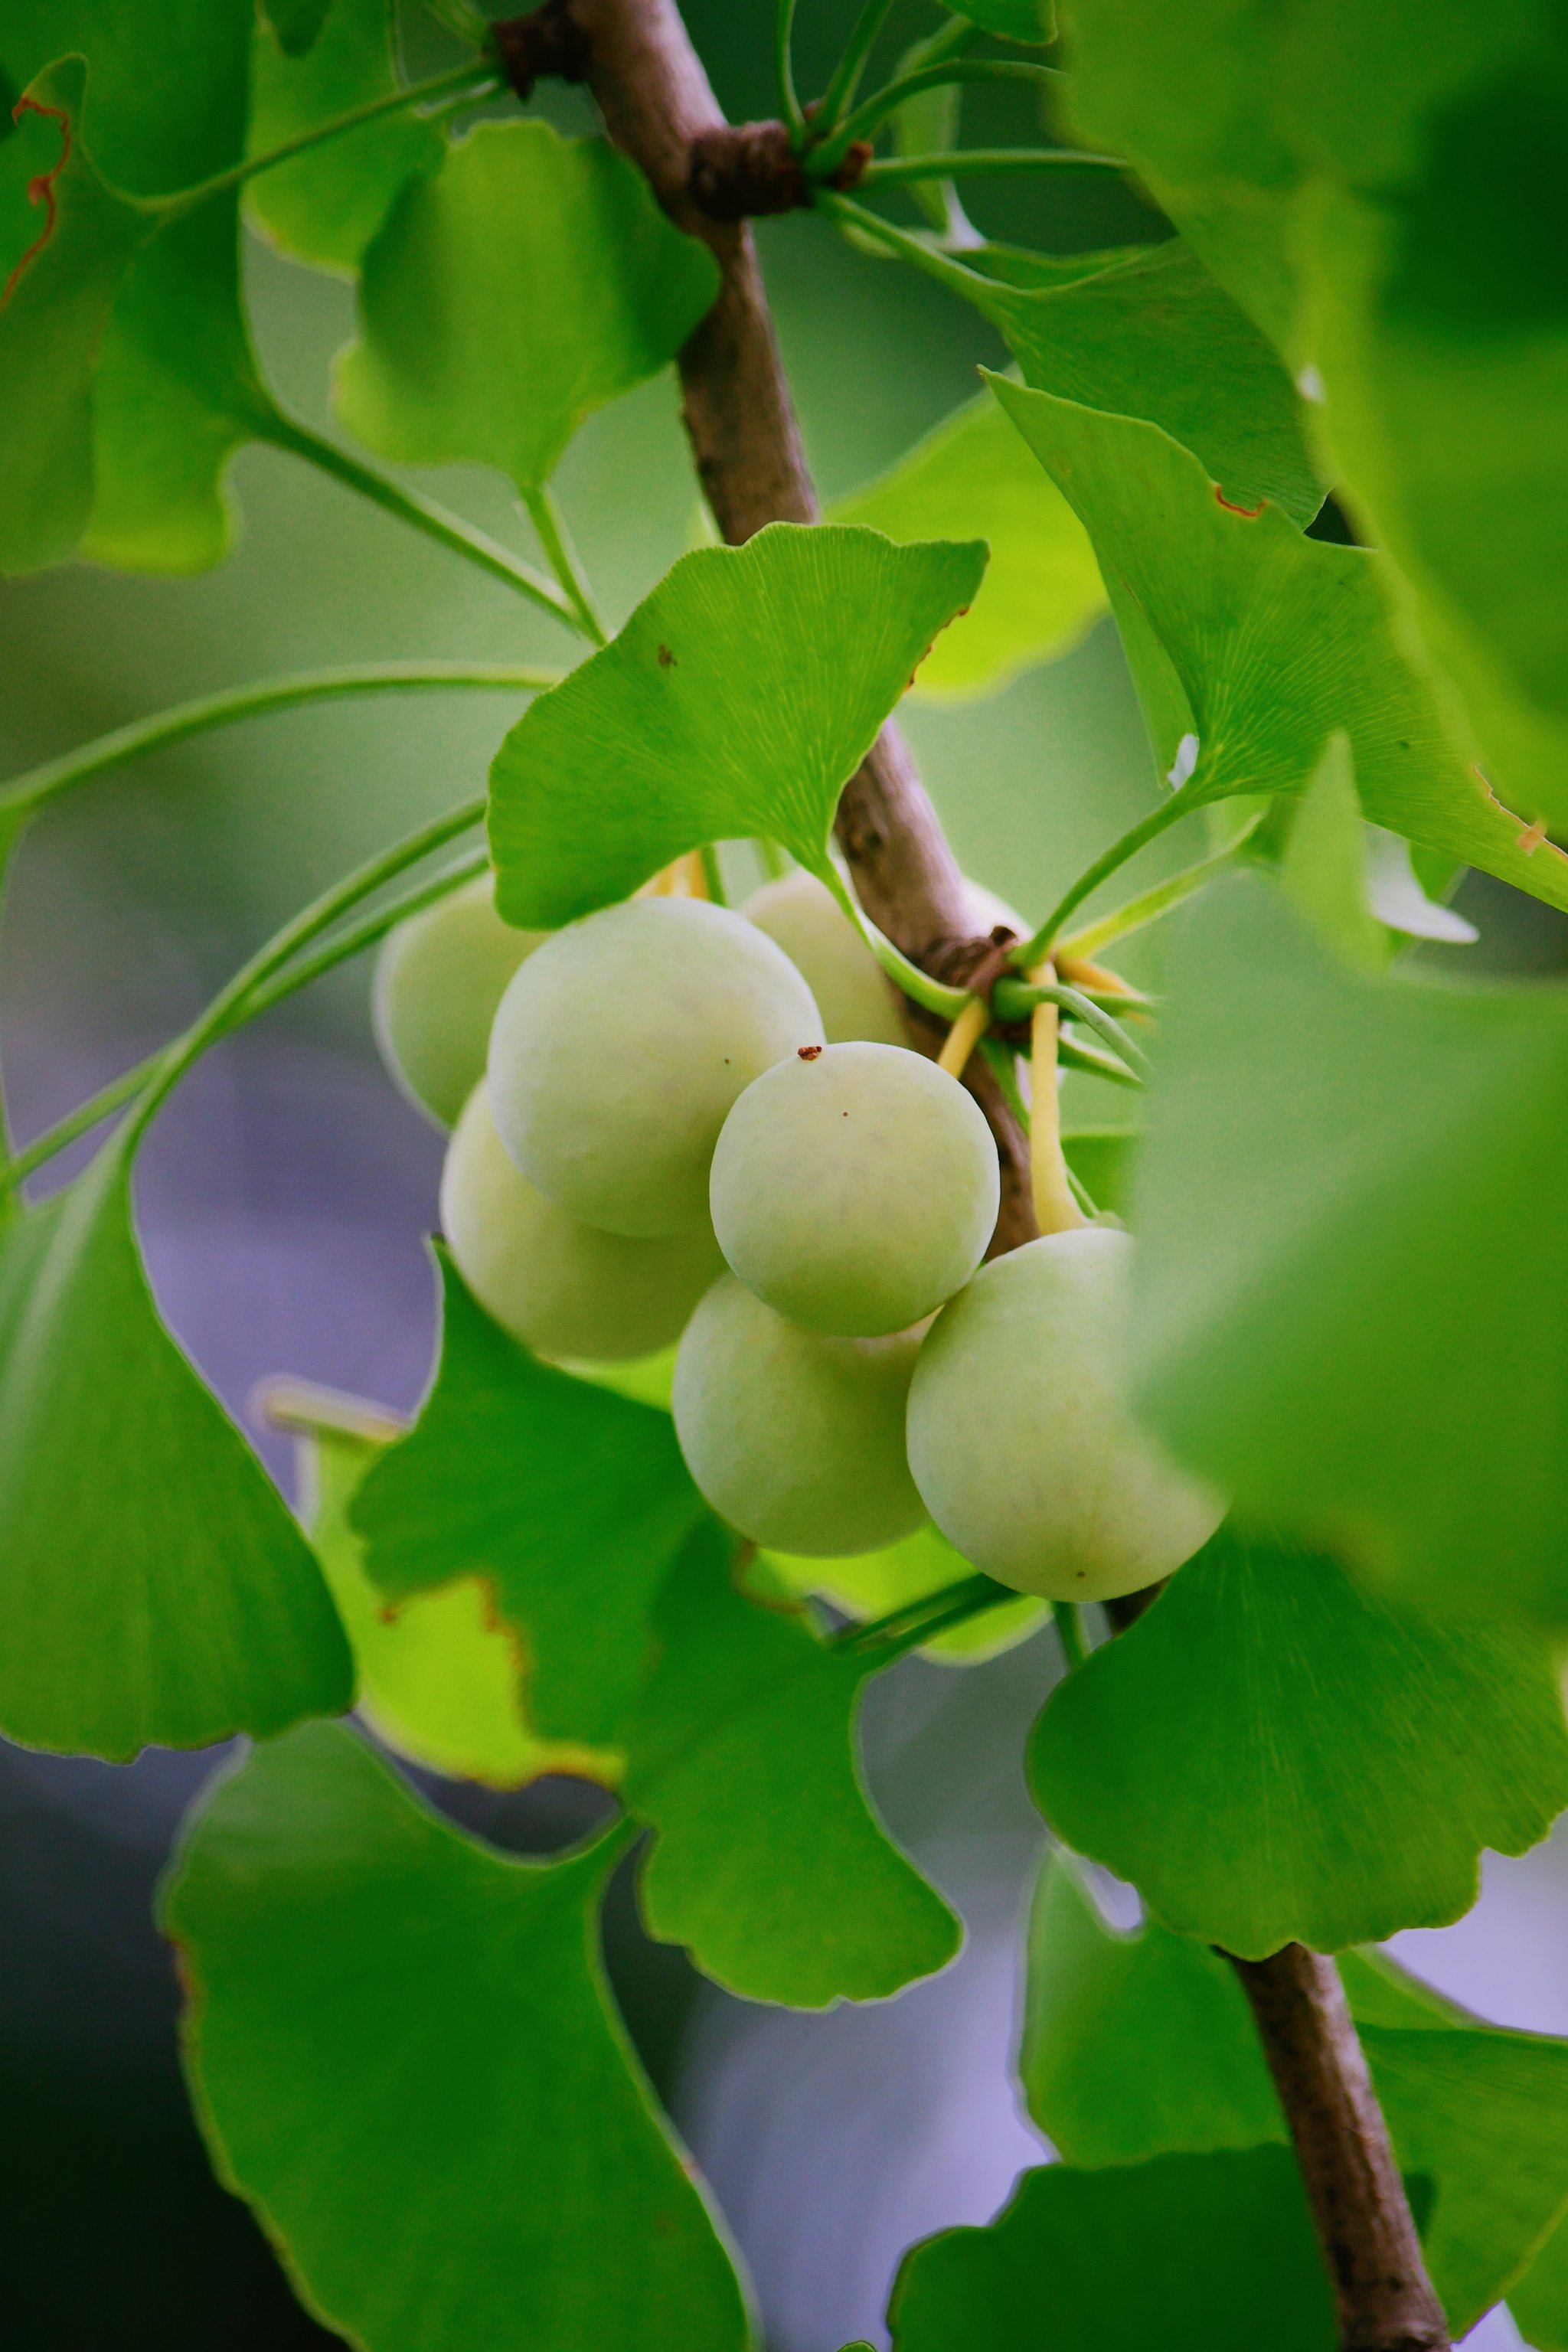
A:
[513, 7, 1455, 2344]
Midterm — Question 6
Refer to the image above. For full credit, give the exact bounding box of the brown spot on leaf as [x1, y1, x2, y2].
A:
[657, 642, 675, 669]
[1215, 487, 1265, 518]
[4, 98, 70, 309]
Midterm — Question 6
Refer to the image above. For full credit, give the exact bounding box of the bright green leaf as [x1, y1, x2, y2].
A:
[828, 390, 1105, 701]
[1132, 877, 1568, 1620]
[949, 0, 1056, 42]
[335, 117, 719, 494]
[0, 59, 152, 573]
[352, 1250, 708, 1745]
[304, 1417, 619, 1789]
[988, 375, 1568, 918]
[488, 523, 987, 926]
[762, 1522, 1045, 1664]
[622, 1524, 962, 2007]
[1512, 2209, 1568, 2352]
[0, 1135, 351, 1757]
[1021, 1855, 1568, 2333]
[163, 1722, 753, 2352]
[1029, 1522, 1568, 1953]
[887, 2146, 1334, 2352]
[1061, 1128, 1135, 1218]
[971, 242, 1324, 526]
[247, 0, 444, 274]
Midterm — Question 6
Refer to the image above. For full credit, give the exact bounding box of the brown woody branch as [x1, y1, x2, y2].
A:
[1228, 1947, 1449, 2352]
[487, 25, 1446, 2338]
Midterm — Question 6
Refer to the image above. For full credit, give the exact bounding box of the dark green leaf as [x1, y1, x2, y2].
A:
[887, 2147, 1334, 2352]
[260, 0, 335, 57]
[489, 523, 986, 926]
[1511, 2208, 1568, 2352]
[988, 375, 1568, 918]
[335, 116, 719, 493]
[622, 1525, 962, 2006]
[949, 0, 1056, 41]
[971, 242, 1324, 525]
[0, 59, 152, 573]
[828, 390, 1105, 700]
[1021, 1854, 1568, 2333]
[163, 1722, 753, 2352]
[247, 0, 444, 273]
[1132, 876, 1568, 1620]
[0, 1136, 351, 1756]
[352, 1250, 708, 1745]
[1029, 1523, 1568, 1953]
[303, 1416, 619, 1788]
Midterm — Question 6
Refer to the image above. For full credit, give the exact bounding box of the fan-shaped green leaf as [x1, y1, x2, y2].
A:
[988, 374, 1568, 917]
[828, 391, 1105, 700]
[163, 1722, 753, 2352]
[887, 2146, 1334, 2352]
[1512, 2210, 1568, 2351]
[302, 1413, 619, 1788]
[1021, 1855, 1568, 2333]
[488, 523, 986, 926]
[0, 1135, 351, 1757]
[352, 1250, 707, 1746]
[622, 1527, 962, 2006]
[334, 116, 719, 493]
[970, 242, 1323, 525]
[1132, 876, 1568, 1620]
[1028, 1524, 1568, 1953]
[247, 0, 443, 273]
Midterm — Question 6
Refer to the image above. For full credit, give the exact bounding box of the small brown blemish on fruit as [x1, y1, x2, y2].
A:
[798, 1044, 822, 1060]
[657, 643, 675, 669]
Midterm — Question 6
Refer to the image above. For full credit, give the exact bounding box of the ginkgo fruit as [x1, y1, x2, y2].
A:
[906, 1228, 1225, 1600]
[710, 1041, 999, 1335]
[488, 896, 823, 1236]
[742, 871, 907, 1045]
[672, 1274, 926, 1556]
[373, 872, 546, 1129]
[442, 1083, 723, 1362]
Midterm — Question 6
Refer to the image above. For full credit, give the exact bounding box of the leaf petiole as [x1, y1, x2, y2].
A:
[819, 867, 972, 1020]
[810, 61, 1068, 175]
[1055, 813, 1267, 961]
[813, 0, 900, 140]
[831, 1571, 1017, 1658]
[521, 485, 609, 648]
[1, 849, 491, 1191]
[854, 145, 1127, 188]
[992, 979, 1155, 1085]
[1011, 795, 1196, 968]
[775, 0, 805, 138]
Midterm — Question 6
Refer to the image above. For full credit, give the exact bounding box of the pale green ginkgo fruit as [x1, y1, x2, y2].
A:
[741, 870, 1028, 1047]
[741, 871, 907, 1045]
[906, 1230, 1226, 1601]
[710, 1043, 999, 1337]
[441, 1083, 724, 1364]
[373, 873, 545, 1129]
[488, 896, 823, 1237]
[672, 1274, 926, 1557]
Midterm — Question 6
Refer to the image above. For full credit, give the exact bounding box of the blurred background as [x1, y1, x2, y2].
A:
[1, 3, 1564, 2345]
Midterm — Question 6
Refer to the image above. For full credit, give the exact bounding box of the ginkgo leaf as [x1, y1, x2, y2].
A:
[352, 1250, 708, 1746]
[828, 390, 1105, 700]
[247, 0, 444, 274]
[1132, 877, 1568, 1621]
[0, 1135, 351, 1756]
[971, 242, 1324, 525]
[988, 374, 1568, 920]
[301, 1413, 618, 1788]
[488, 524, 986, 926]
[1021, 1854, 1568, 2334]
[622, 1526, 962, 2007]
[1028, 1522, 1568, 1953]
[0, 58, 152, 573]
[163, 1722, 753, 2352]
[334, 116, 719, 492]
[887, 2146, 1334, 2351]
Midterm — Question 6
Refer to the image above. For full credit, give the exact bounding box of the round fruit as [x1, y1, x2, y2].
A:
[906, 1229, 1226, 1601]
[488, 896, 823, 1237]
[441, 1083, 724, 1362]
[742, 871, 906, 1045]
[672, 1274, 927, 1556]
[710, 1042, 999, 1336]
[372, 872, 545, 1129]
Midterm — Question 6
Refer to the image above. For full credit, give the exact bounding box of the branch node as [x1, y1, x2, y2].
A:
[687, 122, 871, 222]
[491, 1, 592, 101]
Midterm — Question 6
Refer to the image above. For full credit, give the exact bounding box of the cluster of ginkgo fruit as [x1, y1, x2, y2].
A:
[374, 864, 1222, 1602]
